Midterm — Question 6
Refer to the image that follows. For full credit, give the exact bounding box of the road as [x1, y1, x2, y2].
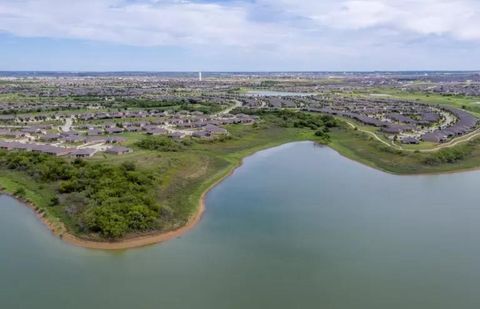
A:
[216, 100, 242, 116]
[61, 117, 73, 132]
[419, 127, 480, 152]
[345, 121, 402, 149]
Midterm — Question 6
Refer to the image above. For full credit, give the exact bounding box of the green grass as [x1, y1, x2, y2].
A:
[0, 171, 66, 232]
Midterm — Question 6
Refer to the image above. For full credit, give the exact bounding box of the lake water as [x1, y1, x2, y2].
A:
[1, 142, 480, 309]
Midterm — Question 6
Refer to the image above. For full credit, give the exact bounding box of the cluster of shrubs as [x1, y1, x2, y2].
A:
[232, 109, 337, 139]
[272, 110, 337, 142]
[136, 136, 188, 152]
[423, 146, 472, 165]
[0, 150, 164, 239]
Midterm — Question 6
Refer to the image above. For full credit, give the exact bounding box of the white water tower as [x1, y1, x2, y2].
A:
[199, 72, 202, 82]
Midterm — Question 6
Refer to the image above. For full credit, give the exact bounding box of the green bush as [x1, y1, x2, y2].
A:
[14, 187, 26, 197]
[0, 150, 162, 239]
[423, 146, 472, 165]
[136, 136, 185, 152]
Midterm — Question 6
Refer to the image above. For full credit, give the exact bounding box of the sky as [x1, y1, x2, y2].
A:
[0, 0, 480, 71]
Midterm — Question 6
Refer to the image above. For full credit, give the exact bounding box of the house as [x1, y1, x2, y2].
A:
[86, 136, 107, 144]
[146, 128, 168, 136]
[71, 148, 97, 158]
[400, 137, 419, 144]
[63, 135, 87, 144]
[0, 141, 16, 150]
[0, 129, 24, 138]
[87, 129, 103, 136]
[125, 126, 140, 132]
[39, 134, 61, 142]
[21, 126, 45, 135]
[105, 146, 132, 155]
[204, 124, 228, 135]
[192, 130, 211, 139]
[168, 132, 184, 139]
[421, 132, 448, 143]
[31, 144, 72, 156]
[0, 115, 16, 122]
[169, 118, 183, 125]
[105, 127, 124, 134]
[150, 119, 166, 125]
[106, 136, 126, 144]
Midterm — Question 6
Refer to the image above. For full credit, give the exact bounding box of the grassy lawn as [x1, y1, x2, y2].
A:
[0, 171, 66, 232]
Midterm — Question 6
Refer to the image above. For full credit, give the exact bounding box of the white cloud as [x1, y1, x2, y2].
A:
[1, 0, 480, 70]
[2, 0, 479, 50]
[0, 0, 289, 48]
[267, 0, 480, 41]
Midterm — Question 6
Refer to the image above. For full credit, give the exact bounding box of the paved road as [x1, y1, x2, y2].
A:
[419, 128, 480, 152]
[216, 100, 242, 116]
[61, 117, 73, 132]
[345, 121, 401, 149]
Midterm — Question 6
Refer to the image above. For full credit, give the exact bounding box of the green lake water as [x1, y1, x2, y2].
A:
[1, 141, 480, 309]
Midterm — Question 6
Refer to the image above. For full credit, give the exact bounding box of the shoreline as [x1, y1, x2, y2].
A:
[328, 143, 480, 177]
[0, 148, 248, 251]
[4, 140, 480, 250]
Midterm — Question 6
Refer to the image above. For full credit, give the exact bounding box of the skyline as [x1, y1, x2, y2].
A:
[1, 70, 480, 73]
[1, 0, 480, 71]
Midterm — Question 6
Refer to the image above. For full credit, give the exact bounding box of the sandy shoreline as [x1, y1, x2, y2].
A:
[0, 155, 243, 251]
[61, 191, 208, 250]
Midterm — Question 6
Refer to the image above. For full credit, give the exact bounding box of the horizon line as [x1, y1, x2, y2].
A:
[1, 70, 480, 74]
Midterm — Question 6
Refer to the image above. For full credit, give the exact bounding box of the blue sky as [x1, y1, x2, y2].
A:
[0, 0, 479, 71]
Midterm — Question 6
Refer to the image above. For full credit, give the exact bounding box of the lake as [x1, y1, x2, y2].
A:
[1, 142, 480, 309]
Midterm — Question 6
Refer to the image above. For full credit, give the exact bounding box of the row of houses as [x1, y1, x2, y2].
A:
[0, 128, 24, 138]
[39, 133, 126, 145]
[0, 102, 89, 115]
[192, 124, 228, 138]
[2, 107, 256, 126]
[0, 141, 131, 157]
[239, 96, 301, 109]
[307, 96, 478, 143]
[0, 141, 73, 156]
[420, 107, 478, 143]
